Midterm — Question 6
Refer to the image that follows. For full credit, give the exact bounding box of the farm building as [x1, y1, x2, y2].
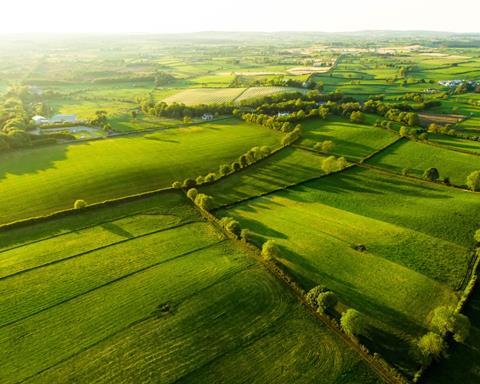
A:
[202, 113, 214, 120]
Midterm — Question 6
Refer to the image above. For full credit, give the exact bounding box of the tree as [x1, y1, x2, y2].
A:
[261, 240, 279, 261]
[423, 167, 439, 182]
[306, 285, 328, 307]
[350, 111, 364, 124]
[466, 170, 480, 191]
[417, 332, 445, 362]
[195, 175, 205, 185]
[186, 188, 198, 200]
[74, 199, 87, 209]
[183, 178, 196, 189]
[219, 164, 231, 176]
[231, 161, 241, 172]
[204, 173, 216, 183]
[240, 228, 253, 243]
[321, 156, 338, 174]
[399, 126, 408, 137]
[429, 305, 471, 342]
[172, 181, 182, 189]
[341, 309, 365, 337]
[475, 229, 480, 243]
[194, 193, 214, 211]
[317, 291, 338, 313]
[321, 140, 335, 152]
[183, 116, 192, 124]
[220, 217, 241, 237]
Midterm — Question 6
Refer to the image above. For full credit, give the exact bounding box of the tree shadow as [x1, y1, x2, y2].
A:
[101, 222, 134, 238]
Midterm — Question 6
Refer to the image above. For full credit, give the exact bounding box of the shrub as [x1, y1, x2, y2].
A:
[423, 167, 439, 181]
[466, 170, 480, 191]
[306, 285, 328, 307]
[172, 181, 182, 189]
[74, 199, 87, 209]
[341, 309, 365, 337]
[219, 164, 231, 176]
[183, 178, 196, 189]
[186, 188, 198, 200]
[204, 173, 216, 183]
[240, 228, 253, 243]
[261, 240, 279, 261]
[317, 291, 338, 313]
[194, 193, 214, 211]
[417, 332, 446, 362]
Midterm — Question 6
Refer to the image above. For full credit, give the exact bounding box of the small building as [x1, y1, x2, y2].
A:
[201, 113, 214, 121]
[32, 115, 49, 125]
[277, 112, 290, 117]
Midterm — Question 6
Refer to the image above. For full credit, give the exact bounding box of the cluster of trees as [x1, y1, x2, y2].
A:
[416, 305, 471, 364]
[241, 112, 302, 132]
[138, 97, 233, 119]
[281, 125, 302, 146]
[172, 145, 274, 192]
[230, 75, 323, 90]
[314, 140, 335, 153]
[306, 285, 338, 314]
[321, 156, 348, 174]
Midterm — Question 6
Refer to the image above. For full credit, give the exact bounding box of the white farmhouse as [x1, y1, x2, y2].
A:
[201, 113, 214, 121]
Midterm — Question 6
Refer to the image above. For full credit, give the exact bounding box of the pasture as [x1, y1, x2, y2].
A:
[201, 147, 326, 208]
[0, 118, 282, 225]
[0, 191, 381, 384]
[367, 139, 480, 186]
[300, 117, 398, 160]
[219, 167, 480, 371]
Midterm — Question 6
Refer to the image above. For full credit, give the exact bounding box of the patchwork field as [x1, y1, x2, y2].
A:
[300, 117, 398, 160]
[219, 167, 480, 373]
[0, 118, 282, 225]
[0, 191, 381, 384]
[367, 139, 480, 186]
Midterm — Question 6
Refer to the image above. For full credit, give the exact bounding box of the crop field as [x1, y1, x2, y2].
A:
[219, 167, 479, 373]
[0, 118, 281, 225]
[200, 147, 326, 208]
[234, 86, 305, 102]
[0, 191, 381, 384]
[367, 139, 480, 185]
[299, 117, 398, 160]
[162, 87, 246, 105]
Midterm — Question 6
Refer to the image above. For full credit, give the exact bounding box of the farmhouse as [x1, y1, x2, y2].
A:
[201, 113, 214, 120]
[277, 112, 290, 117]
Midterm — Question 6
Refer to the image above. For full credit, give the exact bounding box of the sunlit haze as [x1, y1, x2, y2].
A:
[3, 0, 479, 33]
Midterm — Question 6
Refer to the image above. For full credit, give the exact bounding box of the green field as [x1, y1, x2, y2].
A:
[0, 118, 281, 225]
[300, 117, 398, 160]
[368, 139, 480, 186]
[428, 134, 480, 154]
[219, 167, 480, 372]
[200, 147, 326, 208]
[0, 191, 381, 384]
[162, 87, 246, 105]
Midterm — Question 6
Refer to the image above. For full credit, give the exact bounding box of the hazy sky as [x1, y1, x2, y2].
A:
[2, 0, 479, 33]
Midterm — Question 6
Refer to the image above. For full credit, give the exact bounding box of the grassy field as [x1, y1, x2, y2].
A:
[299, 117, 398, 160]
[219, 167, 480, 372]
[235, 86, 305, 102]
[0, 191, 381, 384]
[0, 118, 281, 225]
[428, 134, 480, 154]
[200, 147, 326, 208]
[367, 139, 480, 186]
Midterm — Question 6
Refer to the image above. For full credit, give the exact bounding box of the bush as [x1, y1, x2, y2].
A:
[317, 291, 338, 313]
[240, 228, 253, 242]
[466, 170, 480, 191]
[417, 332, 446, 362]
[306, 285, 328, 307]
[172, 181, 182, 189]
[194, 193, 214, 211]
[204, 173, 216, 183]
[74, 199, 87, 209]
[261, 240, 279, 261]
[423, 167, 439, 181]
[186, 188, 198, 200]
[341, 309, 365, 337]
[183, 178, 196, 189]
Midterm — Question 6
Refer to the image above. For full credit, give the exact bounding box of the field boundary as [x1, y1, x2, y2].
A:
[189, 195, 406, 384]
